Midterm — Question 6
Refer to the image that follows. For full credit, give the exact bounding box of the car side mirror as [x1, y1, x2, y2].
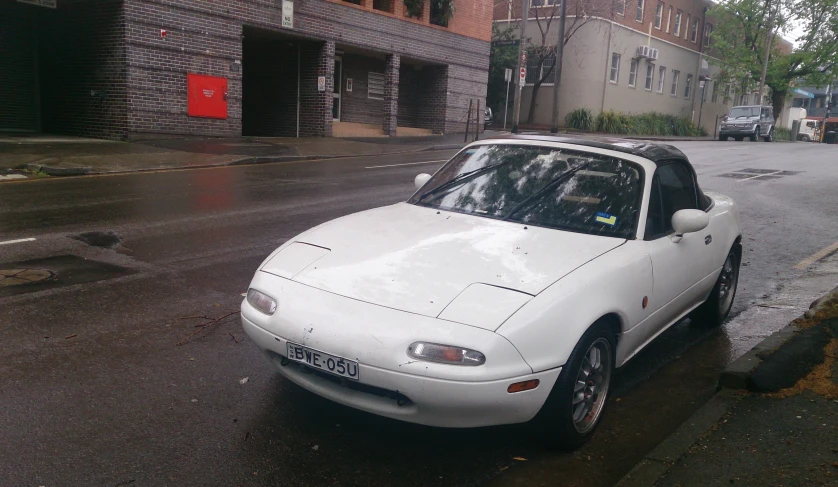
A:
[414, 173, 432, 190]
[671, 209, 710, 242]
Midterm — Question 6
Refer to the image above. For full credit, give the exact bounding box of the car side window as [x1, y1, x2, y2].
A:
[646, 163, 698, 238]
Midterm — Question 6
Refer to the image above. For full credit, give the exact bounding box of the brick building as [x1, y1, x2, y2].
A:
[493, 0, 791, 134]
[0, 0, 492, 140]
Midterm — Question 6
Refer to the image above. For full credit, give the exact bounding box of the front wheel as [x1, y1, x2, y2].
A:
[750, 127, 759, 142]
[531, 321, 615, 450]
[763, 128, 773, 142]
[691, 246, 740, 327]
[801, 135, 811, 142]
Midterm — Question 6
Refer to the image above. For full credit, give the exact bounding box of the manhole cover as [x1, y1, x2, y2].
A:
[0, 268, 56, 286]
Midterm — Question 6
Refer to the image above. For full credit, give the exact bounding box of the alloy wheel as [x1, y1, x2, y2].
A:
[571, 337, 612, 434]
[718, 254, 738, 315]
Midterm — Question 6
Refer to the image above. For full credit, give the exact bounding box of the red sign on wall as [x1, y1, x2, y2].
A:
[187, 74, 228, 119]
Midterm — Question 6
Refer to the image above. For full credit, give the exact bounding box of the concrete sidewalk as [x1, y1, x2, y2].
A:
[616, 254, 838, 487]
[0, 132, 473, 178]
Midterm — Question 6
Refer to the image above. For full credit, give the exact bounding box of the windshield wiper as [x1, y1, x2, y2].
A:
[417, 160, 513, 202]
[503, 161, 592, 222]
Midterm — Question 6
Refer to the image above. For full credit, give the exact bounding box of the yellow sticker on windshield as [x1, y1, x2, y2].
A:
[595, 212, 617, 226]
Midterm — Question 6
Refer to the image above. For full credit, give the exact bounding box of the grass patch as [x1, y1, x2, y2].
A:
[571, 109, 706, 137]
[774, 127, 793, 142]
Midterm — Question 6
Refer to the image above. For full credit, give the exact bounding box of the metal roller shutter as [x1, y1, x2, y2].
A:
[0, 6, 38, 132]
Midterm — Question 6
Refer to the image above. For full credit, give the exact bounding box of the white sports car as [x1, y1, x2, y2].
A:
[241, 136, 742, 448]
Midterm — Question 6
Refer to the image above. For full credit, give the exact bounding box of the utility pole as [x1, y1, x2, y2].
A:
[549, 0, 568, 133]
[757, 0, 778, 104]
[511, 0, 529, 134]
[821, 81, 832, 142]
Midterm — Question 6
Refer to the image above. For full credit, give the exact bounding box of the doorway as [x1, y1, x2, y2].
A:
[333, 56, 342, 121]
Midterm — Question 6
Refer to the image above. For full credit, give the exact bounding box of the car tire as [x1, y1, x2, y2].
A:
[802, 135, 810, 142]
[750, 127, 759, 142]
[763, 128, 773, 142]
[719, 135, 728, 141]
[691, 245, 741, 327]
[734, 136, 743, 141]
[531, 319, 615, 450]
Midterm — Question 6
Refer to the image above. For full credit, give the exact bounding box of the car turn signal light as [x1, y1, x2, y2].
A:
[507, 380, 540, 393]
[407, 342, 486, 366]
[246, 288, 277, 316]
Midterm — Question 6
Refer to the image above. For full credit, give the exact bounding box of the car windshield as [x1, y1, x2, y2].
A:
[408, 144, 643, 239]
[728, 107, 760, 118]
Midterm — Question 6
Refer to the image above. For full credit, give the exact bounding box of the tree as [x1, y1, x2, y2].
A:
[487, 24, 519, 120]
[709, 0, 838, 121]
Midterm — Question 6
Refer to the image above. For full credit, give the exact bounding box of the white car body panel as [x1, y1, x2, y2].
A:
[266, 202, 625, 319]
[242, 139, 743, 429]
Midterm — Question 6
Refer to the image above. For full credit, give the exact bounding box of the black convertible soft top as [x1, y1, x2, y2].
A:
[484, 134, 689, 165]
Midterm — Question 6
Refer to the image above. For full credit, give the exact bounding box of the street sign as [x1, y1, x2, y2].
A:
[521, 52, 527, 63]
[519, 67, 526, 86]
[317, 76, 326, 92]
[282, 0, 294, 28]
[491, 40, 520, 47]
[793, 88, 814, 99]
[504, 68, 512, 82]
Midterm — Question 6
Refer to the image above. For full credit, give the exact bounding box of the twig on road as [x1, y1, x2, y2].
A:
[176, 311, 240, 346]
[229, 332, 242, 343]
[178, 315, 211, 320]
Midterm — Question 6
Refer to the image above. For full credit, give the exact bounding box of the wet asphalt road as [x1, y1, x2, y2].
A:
[1, 141, 837, 487]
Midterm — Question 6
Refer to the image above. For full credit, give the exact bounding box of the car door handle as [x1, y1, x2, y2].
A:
[705, 235, 712, 245]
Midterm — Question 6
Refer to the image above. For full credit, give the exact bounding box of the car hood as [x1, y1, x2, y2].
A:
[263, 203, 625, 318]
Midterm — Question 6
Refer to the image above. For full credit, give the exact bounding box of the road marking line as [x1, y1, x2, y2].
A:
[736, 170, 783, 182]
[364, 160, 448, 169]
[0, 238, 36, 246]
[794, 241, 838, 270]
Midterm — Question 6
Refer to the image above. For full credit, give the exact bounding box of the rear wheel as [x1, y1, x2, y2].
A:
[719, 135, 728, 141]
[750, 127, 759, 142]
[801, 134, 811, 142]
[691, 246, 740, 327]
[532, 320, 615, 450]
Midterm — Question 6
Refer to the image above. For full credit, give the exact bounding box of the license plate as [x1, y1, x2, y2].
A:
[285, 342, 360, 380]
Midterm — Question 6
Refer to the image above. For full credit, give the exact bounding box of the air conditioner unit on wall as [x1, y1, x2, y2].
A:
[649, 48, 659, 60]
[636, 45, 651, 58]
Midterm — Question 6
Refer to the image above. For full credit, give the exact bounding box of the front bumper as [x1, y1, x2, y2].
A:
[719, 125, 757, 136]
[244, 317, 560, 427]
[240, 271, 560, 428]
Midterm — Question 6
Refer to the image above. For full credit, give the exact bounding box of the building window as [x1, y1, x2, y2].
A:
[610, 53, 621, 83]
[703, 23, 713, 46]
[531, 0, 558, 5]
[373, 0, 392, 12]
[526, 54, 557, 84]
[636, 0, 644, 22]
[691, 17, 699, 42]
[628, 59, 638, 87]
[654, 2, 663, 29]
[711, 81, 719, 102]
[684, 15, 690, 38]
[673, 10, 682, 36]
[368, 72, 385, 99]
[616, 0, 625, 16]
[671, 70, 679, 96]
[723, 83, 731, 104]
[666, 6, 672, 32]
[645, 63, 655, 90]
[343, 0, 362, 4]
[685, 74, 693, 98]
[430, 1, 451, 26]
[657, 66, 666, 93]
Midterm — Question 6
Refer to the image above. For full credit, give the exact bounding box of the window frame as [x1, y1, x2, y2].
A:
[645, 62, 655, 91]
[367, 72, 386, 100]
[654, 2, 663, 29]
[616, 0, 626, 16]
[636, 0, 645, 22]
[684, 73, 693, 98]
[673, 10, 682, 36]
[670, 70, 679, 96]
[657, 65, 666, 93]
[684, 14, 691, 39]
[628, 58, 639, 87]
[665, 6, 672, 32]
[711, 81, 719, 103]
[610, 53, 621, 84]
[690, 17, 699, 42]
[703, 23, 713, 47]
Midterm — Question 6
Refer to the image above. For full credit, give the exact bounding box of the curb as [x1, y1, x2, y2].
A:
[613, 389, 742, 487]
[719, 284, 838, 392]
[25, 163, 93, 176]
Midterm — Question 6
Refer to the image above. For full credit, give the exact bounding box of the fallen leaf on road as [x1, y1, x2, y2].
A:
[513, 457, 527, 461]
[239, 377, 249, 385]
[65, 334, 77, 339]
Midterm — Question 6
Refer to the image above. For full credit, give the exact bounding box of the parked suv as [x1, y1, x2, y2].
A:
[719, 105, 774, 142]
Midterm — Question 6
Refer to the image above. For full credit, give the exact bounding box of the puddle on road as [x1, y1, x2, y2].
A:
[0, 255, 135, 297]
[70, 231, 122, 249]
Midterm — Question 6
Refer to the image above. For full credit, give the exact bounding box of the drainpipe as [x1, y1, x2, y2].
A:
[600, 20, 614, 115]
[296, 44, 301, 138]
